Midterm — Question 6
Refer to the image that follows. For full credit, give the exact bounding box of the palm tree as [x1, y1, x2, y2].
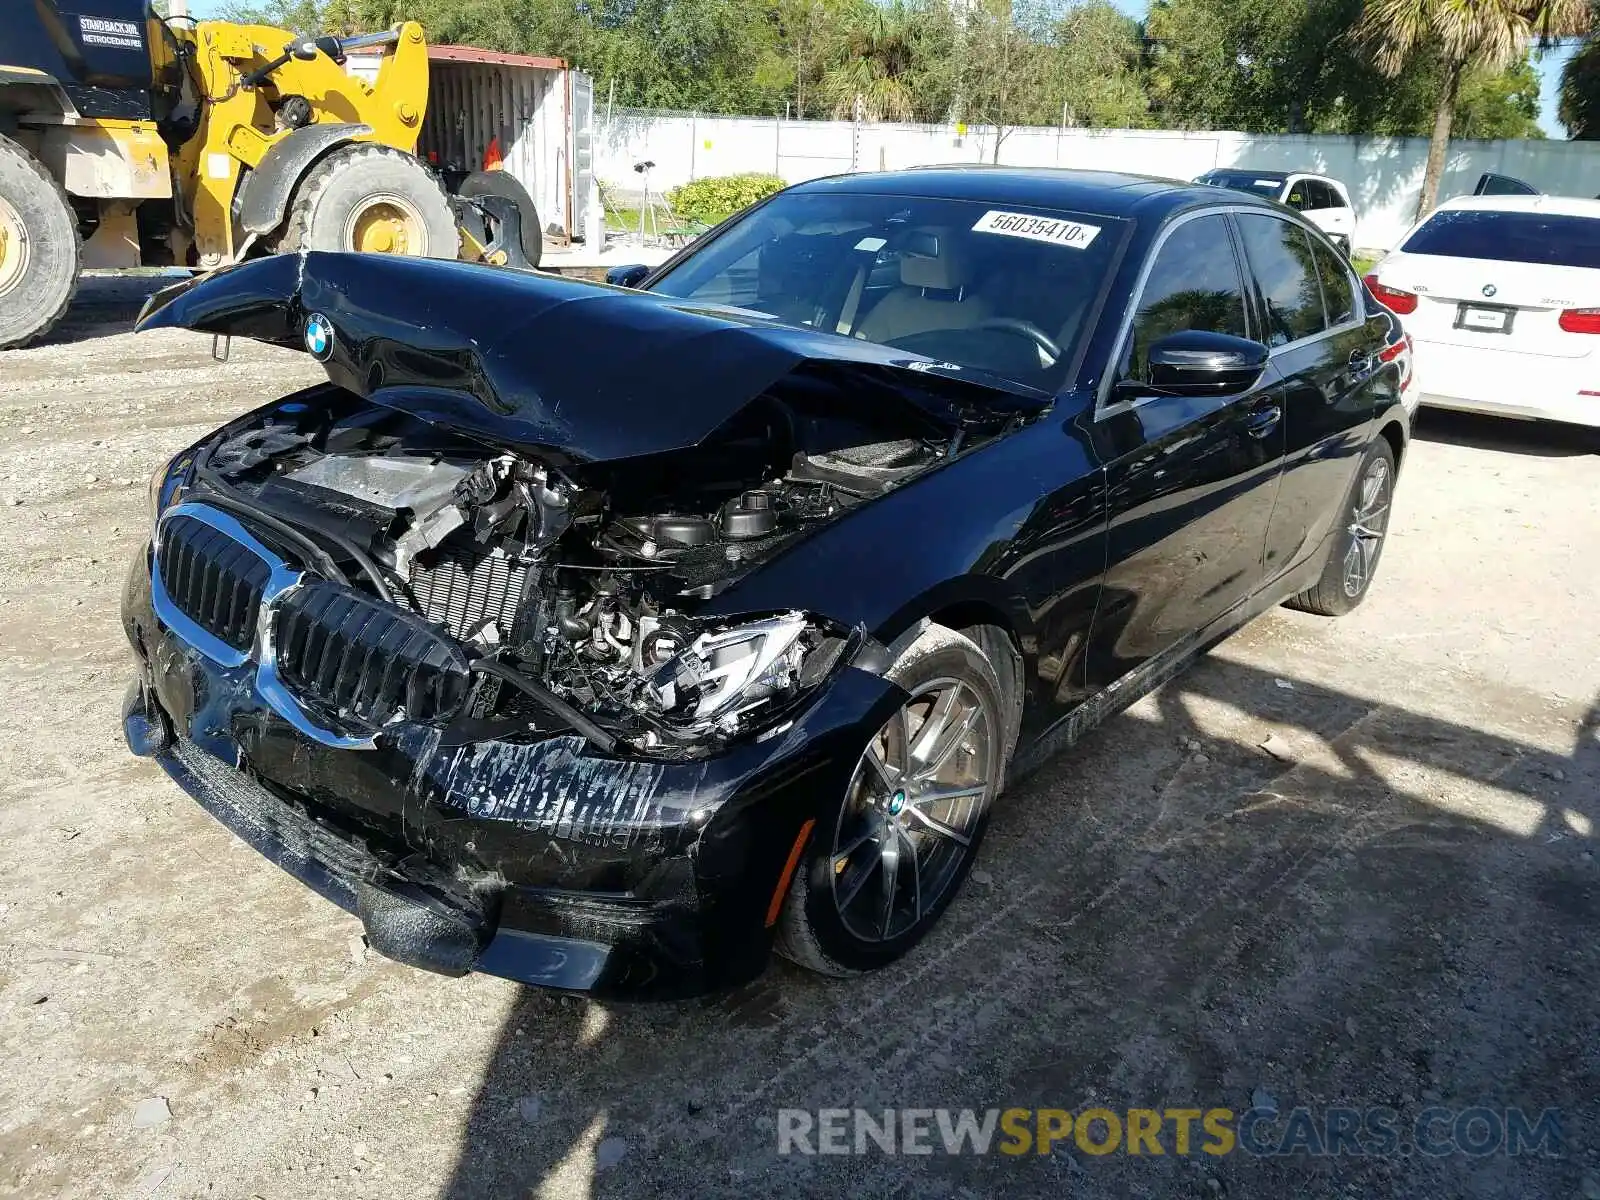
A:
[1559, 31, 1600, 137]
[1358, 0, 1590, 217]
[819, 5, 921, 121]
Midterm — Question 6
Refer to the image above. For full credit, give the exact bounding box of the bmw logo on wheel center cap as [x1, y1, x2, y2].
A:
[888, 790, 906, 815]
[304, 312, 334, 360]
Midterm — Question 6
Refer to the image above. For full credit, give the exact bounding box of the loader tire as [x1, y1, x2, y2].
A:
[456, 169, 542, 268]
[0, 133, 80, 350]
[277, 143, 459, 259]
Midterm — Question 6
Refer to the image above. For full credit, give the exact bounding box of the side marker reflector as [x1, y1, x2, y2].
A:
[766, 819, 816, 927]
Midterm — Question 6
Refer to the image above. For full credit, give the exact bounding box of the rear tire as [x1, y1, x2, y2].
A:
[456, 169, 542, 268]
[0, 133, 79, 349]
[777, 623, 1010, 976]
[1285, 438, 1395, 617]
[277, 143, 458, 259]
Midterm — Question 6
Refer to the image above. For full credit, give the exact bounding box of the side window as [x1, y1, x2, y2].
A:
[1307, 181, 1333, 210]
[1125, 214, 1248, 380]
[1324, 181, 1351, 211]
[1309, 237, 1356, 325]
[1284, 181, 1309, 210]
[1236, 213, 1326, 347]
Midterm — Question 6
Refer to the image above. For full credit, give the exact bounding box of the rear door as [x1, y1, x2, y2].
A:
[1300, 180, 1334, 237]
[1085, 211, 1288, 686]
[1320, 180, 1356, 242]
[1236, 212, 1388, 578]
[1283, 177, 1311, 215]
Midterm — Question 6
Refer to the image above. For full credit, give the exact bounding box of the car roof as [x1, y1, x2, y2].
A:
[785, 166, 1277, 222]
[1434, 193, 1600, 219]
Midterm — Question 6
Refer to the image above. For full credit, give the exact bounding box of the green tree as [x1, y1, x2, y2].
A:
[1357, 0, 1587, 215]
[958, 0, 1067, 157]
[220, 0, 367, 30]
[1043, 1, 1151, 128]
[1559, 30, 1600, 136]
[1456, 51, 1546, 136]
[771, 0, 859, 118]
[1145, 0, 1432, 132]
[818, 1, 926, 120]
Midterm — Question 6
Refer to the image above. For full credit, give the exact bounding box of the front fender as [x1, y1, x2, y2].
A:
[701, 416, 1104, 671]
[236, 122, 372, 237]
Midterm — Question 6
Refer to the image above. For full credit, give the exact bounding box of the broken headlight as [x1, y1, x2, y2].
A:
[640, 611, 847, 743]
[146, 449, 193, 525]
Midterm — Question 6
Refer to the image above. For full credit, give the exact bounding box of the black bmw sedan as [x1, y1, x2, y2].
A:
[123, 168, 1409, 997]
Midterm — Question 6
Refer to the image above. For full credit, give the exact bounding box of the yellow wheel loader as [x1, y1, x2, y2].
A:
[0, 2, 540, 348]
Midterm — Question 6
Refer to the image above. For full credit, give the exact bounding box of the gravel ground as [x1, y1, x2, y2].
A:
[0, 275, 1596, 1199]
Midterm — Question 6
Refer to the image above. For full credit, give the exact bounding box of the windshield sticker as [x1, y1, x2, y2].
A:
[854, 236, 887, 251]
[1254, 179, 1280, 186]
[971, 210, 1100, 249]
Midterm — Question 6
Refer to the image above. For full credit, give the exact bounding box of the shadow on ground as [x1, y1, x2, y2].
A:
[438, 653, 1600, 1199]
[35, 271, 187, 347]
[1412, 408, 1600, 457]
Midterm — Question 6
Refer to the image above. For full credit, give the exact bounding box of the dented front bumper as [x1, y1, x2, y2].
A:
[121, 547, 903, 998]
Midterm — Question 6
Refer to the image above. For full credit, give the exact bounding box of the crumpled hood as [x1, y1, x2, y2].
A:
[136, 252, 1049, 464]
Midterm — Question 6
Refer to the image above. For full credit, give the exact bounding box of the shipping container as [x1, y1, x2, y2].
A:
[347, 45, 595, 243]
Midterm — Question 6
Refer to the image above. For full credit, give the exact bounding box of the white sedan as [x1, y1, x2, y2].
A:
[1363, 194, 1600, 427]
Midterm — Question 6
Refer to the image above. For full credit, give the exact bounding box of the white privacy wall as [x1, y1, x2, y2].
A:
[596, 111, 1600, 251]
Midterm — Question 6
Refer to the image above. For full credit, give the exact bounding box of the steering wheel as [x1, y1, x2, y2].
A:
[974, 317, 1062, 363]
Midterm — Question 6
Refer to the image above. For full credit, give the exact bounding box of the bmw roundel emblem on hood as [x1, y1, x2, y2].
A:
[304, 312, 334, 359]
[1482, 283, 1497, 298]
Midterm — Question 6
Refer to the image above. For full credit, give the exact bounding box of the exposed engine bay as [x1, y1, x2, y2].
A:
[174, 386, 995, 756]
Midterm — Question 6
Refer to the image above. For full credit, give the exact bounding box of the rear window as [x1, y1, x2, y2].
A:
[1197, 172, 1284, 199]
[1402, 209, 1600, 269]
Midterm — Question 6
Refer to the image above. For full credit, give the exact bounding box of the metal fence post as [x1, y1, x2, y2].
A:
[851, 95, 862, 171]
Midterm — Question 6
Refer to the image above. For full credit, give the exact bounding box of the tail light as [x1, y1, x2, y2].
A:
[1364, 273, 1418, 316]
[1559, 308, 1600, 334]
[1377, 332, 1414, 389]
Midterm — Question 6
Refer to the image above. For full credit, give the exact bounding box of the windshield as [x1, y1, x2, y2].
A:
[647, 191, 1127, 390]
[1196, 172, 1284, 199]
[1402, 208, 1600, 269]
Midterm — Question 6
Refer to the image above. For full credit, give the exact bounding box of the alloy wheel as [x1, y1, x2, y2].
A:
[830, 676, 994, 942]
[1342, 457, 1391, 597]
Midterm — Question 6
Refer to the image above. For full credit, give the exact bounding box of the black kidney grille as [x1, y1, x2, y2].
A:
[275, 580, 471, 728]
[158, 515, 272, 653]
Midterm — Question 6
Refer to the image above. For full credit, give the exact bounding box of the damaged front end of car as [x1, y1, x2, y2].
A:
[119, 252, 1043, 995]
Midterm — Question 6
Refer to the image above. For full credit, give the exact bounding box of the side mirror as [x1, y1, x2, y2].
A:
[1124, 330, 1269, 398]
[289, 39, 320, 61]
[605, 264, 652, 289]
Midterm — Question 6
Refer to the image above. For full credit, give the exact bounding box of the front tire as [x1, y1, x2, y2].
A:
[276, 143, 458, 258]
[1285, 438, 1395, 616]
[0, 133, 79, 349]
[777, 623, 1009, 976]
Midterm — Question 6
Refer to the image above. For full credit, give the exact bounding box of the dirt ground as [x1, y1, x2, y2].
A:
[1, 274, 1597, 1200]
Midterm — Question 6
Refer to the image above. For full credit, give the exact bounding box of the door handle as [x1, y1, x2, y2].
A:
[1347, 349, 1376, 382]
[1244, 403, 1282, 438]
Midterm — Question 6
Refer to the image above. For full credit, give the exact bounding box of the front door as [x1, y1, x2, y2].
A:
[1085, 212, 1287, 688]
